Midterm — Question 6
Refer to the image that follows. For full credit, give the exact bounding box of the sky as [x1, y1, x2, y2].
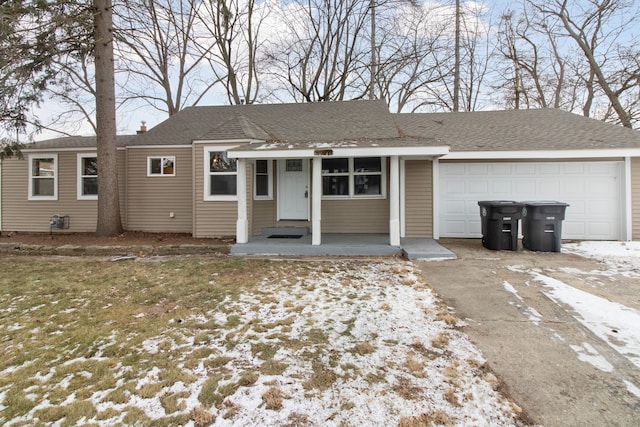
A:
[22, 0, 640, 142]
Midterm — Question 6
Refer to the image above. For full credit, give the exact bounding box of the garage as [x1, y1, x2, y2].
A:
[438, 161, 624, 240]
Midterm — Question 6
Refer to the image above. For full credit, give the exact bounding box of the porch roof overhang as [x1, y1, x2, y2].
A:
[227, 137, 450, 159]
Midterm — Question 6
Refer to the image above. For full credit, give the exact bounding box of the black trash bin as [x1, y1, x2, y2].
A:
[521, 201, 569, 252]
[478, 201, 523, 251]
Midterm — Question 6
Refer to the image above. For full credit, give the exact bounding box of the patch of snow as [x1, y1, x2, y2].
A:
[564, 241, 640, 278]
[34, 368, 56, 383]
[624, 380, 640, 399]
[510, 266, 640, 370]
[136, 366, 162, 390]
[569, 342, 614, 372]
[7, 323, 23, 331]
[502, 281, 542, 325]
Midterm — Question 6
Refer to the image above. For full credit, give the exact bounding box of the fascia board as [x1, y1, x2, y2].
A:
[442, 148, 640, 160]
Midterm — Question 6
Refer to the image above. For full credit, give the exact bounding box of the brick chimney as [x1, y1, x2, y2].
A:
[136, 121, 147, 134]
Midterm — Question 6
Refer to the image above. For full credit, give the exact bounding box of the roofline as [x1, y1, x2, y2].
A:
[442, 148, 640, 160]
[20, 147, 102, 153]
[126, 144, 191, 149]
[228, 146, 450, 159]
[193, 139, 259, 145]
[21, 147, 118, 153]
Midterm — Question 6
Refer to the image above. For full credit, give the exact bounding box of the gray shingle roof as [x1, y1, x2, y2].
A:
[395, 108, 640, 151]
[133, 100, 399, 146]
[26, 104, 640, 154]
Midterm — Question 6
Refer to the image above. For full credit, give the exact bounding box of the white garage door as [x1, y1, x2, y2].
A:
[439, 161, 623, 240]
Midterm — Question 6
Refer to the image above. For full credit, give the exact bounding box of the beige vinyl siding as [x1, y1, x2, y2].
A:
[1, 151, 100, 232]
[126, 147, 192, 233]
[252, 200, 275, 235]
[404, 160, 433, 237]
[322, 199, 389, 233]
[632, 158, 640, 240]
[193, 144, 251, 238]
[251, 160, 278, 235]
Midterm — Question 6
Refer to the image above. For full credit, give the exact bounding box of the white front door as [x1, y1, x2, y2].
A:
[278, 159, 309, 220]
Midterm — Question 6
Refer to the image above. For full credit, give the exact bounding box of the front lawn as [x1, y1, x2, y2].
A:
[0, 255, 522, 426]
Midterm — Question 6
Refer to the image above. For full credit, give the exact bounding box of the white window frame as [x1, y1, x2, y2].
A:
[28, 153, 58, 201]
[204, 146, 238, 201]
[321, 157, 386, 200]
[253, 159, 273, 200]
[77, 153, 98, 200]
[147, 156, 176, 177]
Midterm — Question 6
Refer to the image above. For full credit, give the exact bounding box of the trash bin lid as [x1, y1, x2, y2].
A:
[521, 201, 569, 207]
[478, 200, 523, 207]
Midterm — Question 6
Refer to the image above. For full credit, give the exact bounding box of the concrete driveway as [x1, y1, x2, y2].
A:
[415, 239, 640, 427]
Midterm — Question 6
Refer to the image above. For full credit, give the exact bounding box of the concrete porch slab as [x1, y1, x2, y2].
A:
[401, 238, 457, 260]
[230, 234, 455, 259]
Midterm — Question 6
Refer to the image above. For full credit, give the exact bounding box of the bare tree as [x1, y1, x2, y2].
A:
[115, 0, 217, 115]
[194, 0, 267, 105]
[530, 0, 640, 128]
[262, 0, 371, 103]
[375, 2, 452, 112]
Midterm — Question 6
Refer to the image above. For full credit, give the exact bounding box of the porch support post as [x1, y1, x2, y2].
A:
[312, 156, 322, 245]
[389, 155, 401, 246]
[236, 158, 249, 244]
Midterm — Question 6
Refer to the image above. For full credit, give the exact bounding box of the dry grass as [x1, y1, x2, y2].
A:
[262, 387, 284, 410]
[443, 387, 460, 406]
[350, 341, 377, 355]
[397, 410, 453, 426]
[0, 255, 520, 426]
[190, 406, 216, 427]
[404, 354, 426, 378]
[392, 376, 424, 400]
[431, 332, 450, 349]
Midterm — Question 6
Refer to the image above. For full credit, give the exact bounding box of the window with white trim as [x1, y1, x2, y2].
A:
[205, 147, 237, 200]
[254, 159, 272, 199]
[321, 157, 385, 198]
[148, 156, 175, 176]
[28, 154, 58, 200]
[78, 153, 98, 200]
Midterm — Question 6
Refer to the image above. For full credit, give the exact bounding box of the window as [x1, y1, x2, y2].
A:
[28, 154, 57, 200]
[322, 158, 349, 196]
[321, 157, 385, 198]
[354, 157, 382, 195]
[78, 153, 98, 200]
[148, 156, 175, 176]
[205, 147, 237, 200]
[254, 159, 272, 199]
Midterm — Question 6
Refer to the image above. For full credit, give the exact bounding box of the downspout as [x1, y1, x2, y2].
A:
[432, 158, 440, 240]
[389, 156, 400, 246]
[312, 157, 322, 245]
[400, 158, 405, 238]
[236, 158, 248, 243]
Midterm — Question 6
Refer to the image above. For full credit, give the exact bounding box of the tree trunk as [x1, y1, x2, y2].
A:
[94, 0, 123, 236]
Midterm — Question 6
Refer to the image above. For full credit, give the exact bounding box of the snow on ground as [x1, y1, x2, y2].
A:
[1, 259, 523, 426]
[505, 241, 640, 399]
[564, 241, 640, 277]
[172, 260, 522, 426]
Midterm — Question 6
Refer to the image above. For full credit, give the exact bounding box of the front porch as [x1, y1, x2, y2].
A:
[230, 233, 456, 260]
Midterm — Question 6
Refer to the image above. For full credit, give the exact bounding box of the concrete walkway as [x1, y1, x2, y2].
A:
[230, 233, 456, 259]
[416, 239, 640, 427]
